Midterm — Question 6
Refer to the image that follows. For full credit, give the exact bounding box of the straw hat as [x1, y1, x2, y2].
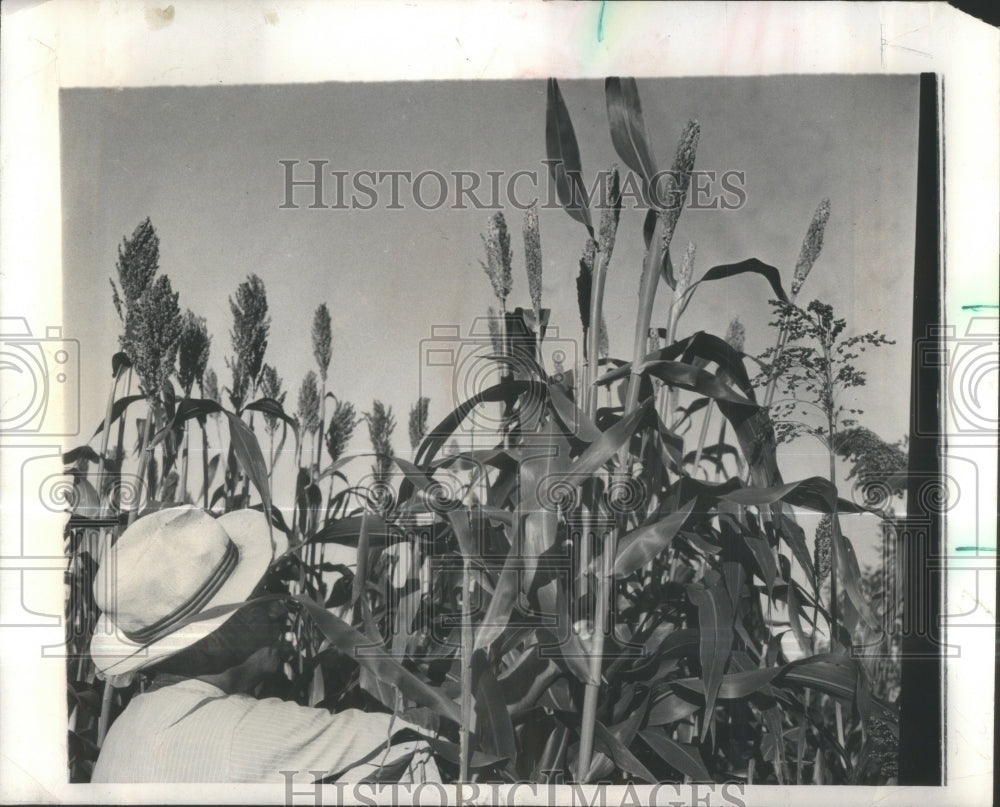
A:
[90, 506, 285, 677]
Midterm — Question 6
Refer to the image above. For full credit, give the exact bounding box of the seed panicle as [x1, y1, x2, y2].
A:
[481, 211, 513, 308]
[792, 199, 831, 299]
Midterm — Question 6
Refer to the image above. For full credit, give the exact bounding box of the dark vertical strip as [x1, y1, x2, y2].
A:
[899, 72, 943, 786]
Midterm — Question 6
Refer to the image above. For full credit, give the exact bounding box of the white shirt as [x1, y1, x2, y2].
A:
[92, 679, 439, 784]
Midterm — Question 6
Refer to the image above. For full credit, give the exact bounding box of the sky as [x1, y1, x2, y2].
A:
[60, 75, 920, 563]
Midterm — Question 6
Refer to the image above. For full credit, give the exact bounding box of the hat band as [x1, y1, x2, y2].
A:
[122, 540, 239, 645]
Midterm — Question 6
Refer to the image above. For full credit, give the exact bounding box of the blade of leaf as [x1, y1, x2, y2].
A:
[294, 595, 461, 725]
[680, 258, 790, 318]
[243, 396, 300, 440]
[549, 399, 651, 487]
[546, 78, 593, 235]
[605, 77, 658, 187]
[638, 729, 711, 781]
[614, 500, 695, 577]
[223, 411, 272, 527]
[590, 719, 656, 784]
[474, 541, 521, 651]
[472, 649, 518, 767]
[688, 579, 733, 740]
[90, 394, 145, 439]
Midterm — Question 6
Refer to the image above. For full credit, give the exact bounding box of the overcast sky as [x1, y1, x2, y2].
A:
[60, 75, 919, 560]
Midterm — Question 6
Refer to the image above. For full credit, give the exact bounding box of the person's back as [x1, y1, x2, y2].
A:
[89, 508, 439, 785]
[94, 678, 435, 784]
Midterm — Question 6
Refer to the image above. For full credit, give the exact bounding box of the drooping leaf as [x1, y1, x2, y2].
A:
[415, 379, 546, 466]
[148, 397, 224, 448]
[683, 442, 740, 471]
[597, 360, 756, 410]
[63, 445, 100, 466]
[639, 729, 711, 781]
[91, 394, 145, 439]
[614, 499, 696, 577]
[243, 396, 299, 439]
[673, 396, 711, 431]
[720, 476, 870, 515]
[111, 351, 132, 378]
[546, 78, 593, 235]
[680, 258, 790, 318]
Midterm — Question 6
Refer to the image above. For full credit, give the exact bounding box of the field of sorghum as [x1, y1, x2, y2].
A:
[65, 78, 905, 785]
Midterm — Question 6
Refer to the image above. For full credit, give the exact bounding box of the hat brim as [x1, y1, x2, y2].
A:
[90, 510, 283, 678]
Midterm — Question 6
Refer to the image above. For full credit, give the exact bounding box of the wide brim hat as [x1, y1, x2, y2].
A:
[90, 507, 286, 679]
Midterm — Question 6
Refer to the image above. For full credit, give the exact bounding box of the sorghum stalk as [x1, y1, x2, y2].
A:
[459, 557, 474, 782]
[200, 368, 219, 508]
[664, 242, 696, 428]
[587, 167, 620, 421]
[576, 239, 597, 415]
[112, 369, 132, 512]
[622, 121, 699, 420]
[128, 405, 155, 526]
[96, 363, 125, 514]
[580, 121, 699, 780]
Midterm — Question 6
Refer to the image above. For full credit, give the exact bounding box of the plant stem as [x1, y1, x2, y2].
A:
[96, 365, 123, 511]
[578, 521, 611, 782]
[128, 404, 155, 526]
[201, 420, 211, 509]
[315, 380, 326, 477]
[110, 369, 133, 513]
[587, 248, 611, 422]
[583, 212, 668, 781]
[179, 427, 190, 504]
[459, 557, 474, 783]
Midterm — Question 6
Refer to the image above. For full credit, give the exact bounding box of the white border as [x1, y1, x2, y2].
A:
[1, 1, 996, 804]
